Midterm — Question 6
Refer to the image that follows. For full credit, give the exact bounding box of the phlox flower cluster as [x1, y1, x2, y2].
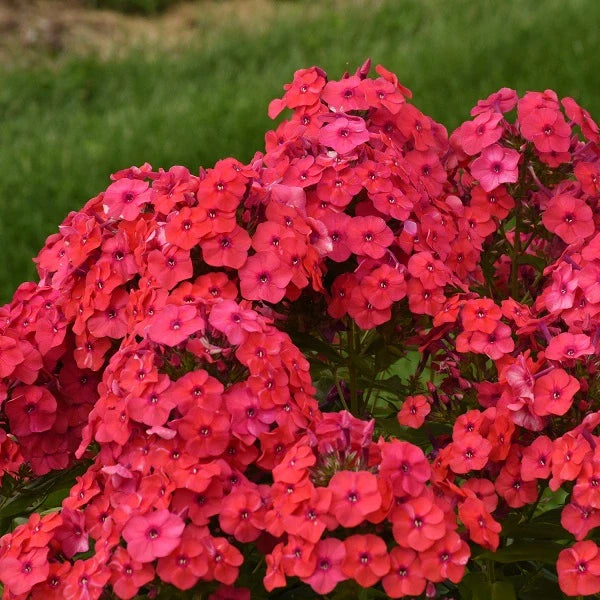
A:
[1, 59, 600, 598]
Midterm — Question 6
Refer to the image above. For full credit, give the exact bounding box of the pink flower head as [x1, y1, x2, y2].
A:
[148, 304, 205, 346]
[5, 385, 57, 436]
[54, 508, 89, 559]
[346, 216, 393, 259]
[533, 368, 580, 416]
[209, 300, 262, 345]
[546, 332, 594, 361]
[471, 87, 518, 115]
[557, 541, 600, 596]
[328, 470, 382, 527]
[302, 538, 346, 595]
[239, 252, 292, 304]
[470, 143, 520, 192]
[122, 509, 185, 563]
[0, 547, 49, 596]
[319, 115, 370, 155]
[380, 440, 431, 497]
[457, 111, 503, 155]
[520, 107, 571, 153]
[321, 75, 368, 112]
[103, 178, 153, 221]
[542, 194, 594, 244]
[398, 394, 431, 429]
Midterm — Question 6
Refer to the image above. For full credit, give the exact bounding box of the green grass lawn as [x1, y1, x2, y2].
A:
[1, 0, 599, 302]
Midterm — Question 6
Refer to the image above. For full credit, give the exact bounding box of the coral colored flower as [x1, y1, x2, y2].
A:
[341, 534, 390, 588]
[319, 115, 370, 155]
[380, 440, 431, 497]
[458, 496, 501, 551]
[0, 547, 49, 596]
[392, 492, 446, 551]
[322, 75, 368, 111]
[381, 547, 426, 598]
[346, 216, 393, 259]
[495, 462, 539, 508]
[457, 110, 503, 155]
[203, 537, 244, 585]
[398, 394, 431, 428]
[420, 531, 470, 583]
[520, 107, 571, 153]
[219, 487, 265, 542]
[103, 178, 153, 220]
[347, 287, 392, 330]
[359, 264, 406, 309]
[461, 298, 502, 333]
[557, 541, 600, 596]
[203, 227, 252, 269]
[55, 508, 89, 559]
[122, 510, 185, 563]
[521, 435, 553, 481]
[542, 194, 594, 244]
[302, 538, 346, 595]
[239, 252, 292, 304]
[447, 433, 492, 474]
[328, 470, 382, 527]
[148, 304, 205, 346]
[533, 368, 579, 416]
[470, 143, 520, 192]
[156, 532, 208, 590]
[5, 385, 57, 436]
[546, 332, 594, 361]
[109, 547, 154, 600]
[407, 251, 450, 289]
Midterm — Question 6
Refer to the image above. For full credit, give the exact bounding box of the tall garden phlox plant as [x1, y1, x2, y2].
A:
[1, 59, 600, 598]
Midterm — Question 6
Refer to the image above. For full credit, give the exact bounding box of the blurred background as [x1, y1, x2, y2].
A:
[0, 0, 598, 302]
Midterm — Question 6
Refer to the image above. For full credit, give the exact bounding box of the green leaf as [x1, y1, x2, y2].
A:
[516, 253, 546, 271]
[460, 574, 517, 600]
[477, 541, 563, 564]
[289, 332, 341, 363]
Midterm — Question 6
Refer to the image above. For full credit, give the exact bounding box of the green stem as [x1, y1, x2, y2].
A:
[510, 201, 522, 299]
[347, 321, 359, 416]
[332, 369, 350, 412]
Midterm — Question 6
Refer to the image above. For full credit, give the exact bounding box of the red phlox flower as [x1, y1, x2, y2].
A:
[328, 470, 382, 527]
[520, 106, 571, 153]
[301, 537, 346, 595]
[219, 487, 265, 543]
[542, 194, 594, 244]
[420, 531, 470, 583]
[521, 435, 553, 481]
[239, 252, 292, 304]
[122, 509, 185, 563]
[148, 304, 205, 346]
[380, 440, 431, 497]
[202, 536, 243, 585]
[557, 541, 600, 597]
[341, 534, 390, 588]
[470, 143, 520, 192]
[319, 115, 370, 155]
[471, 87, 517, 115]
[398, 394, 431, 429]
[381, 546, 426, 598]
[456, 110, 503, 155]
[109, 547, 154, 600]
[103, 178, 153, 221]
[546, 332, 594, 361]
[0, 547, 49, 596]
[5, 385, 57, 436]
[533, 368, 580, 416]
[321, 75, 368, 112]
[391, 490, 446, 551]
[346, 216, 393, 259]
[458, 496, 501, 551]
